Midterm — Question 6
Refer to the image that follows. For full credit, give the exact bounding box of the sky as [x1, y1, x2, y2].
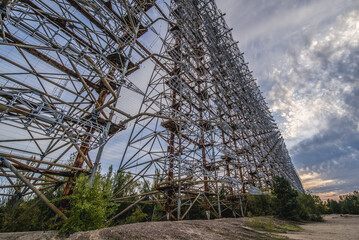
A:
[216, 0, 359, 199]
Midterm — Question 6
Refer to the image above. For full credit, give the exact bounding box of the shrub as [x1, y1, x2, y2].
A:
[296, 193, 323, 221]
[125, 205, 148, 224]
[0, 187, 61, 232]
[59, 173, 118, 235]
[247, 193, 273, 216]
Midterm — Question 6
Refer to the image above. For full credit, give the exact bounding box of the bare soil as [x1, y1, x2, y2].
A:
[280, 214, 359, 240]
[0, 218, 280, 240]
[0, 214, 358, 240]
[66, 218, 279, 240]
[0, 231, 57, 240]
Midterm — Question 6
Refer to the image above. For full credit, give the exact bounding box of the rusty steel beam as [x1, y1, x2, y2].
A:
[0, 156, 68, 220]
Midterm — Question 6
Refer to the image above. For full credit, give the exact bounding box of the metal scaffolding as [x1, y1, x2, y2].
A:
[0, 0, 303, 220]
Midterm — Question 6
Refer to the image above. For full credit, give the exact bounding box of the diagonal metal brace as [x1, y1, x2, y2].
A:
[0, 156, 68, 220]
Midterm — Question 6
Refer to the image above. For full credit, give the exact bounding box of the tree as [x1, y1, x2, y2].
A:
[340, 191, 359, 214]
[271, 176, 299, 220]
[327, 199, 341, 214]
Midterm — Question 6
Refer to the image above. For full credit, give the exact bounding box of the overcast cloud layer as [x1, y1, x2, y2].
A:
[217, 0, 359, 199]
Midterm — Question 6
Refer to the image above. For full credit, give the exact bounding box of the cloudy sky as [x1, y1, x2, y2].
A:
[216, 0, 359, 199]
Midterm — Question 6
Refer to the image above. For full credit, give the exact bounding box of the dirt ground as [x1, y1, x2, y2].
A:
[0, 218, 279, 240]
[65, 218, 278, 240]
[0, 214, 358, 240]
[279, 214, 359, 240]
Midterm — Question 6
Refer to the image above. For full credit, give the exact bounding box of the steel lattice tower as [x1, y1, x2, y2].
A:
[117, 0, 303, 220]
[0, 0, 303, 220]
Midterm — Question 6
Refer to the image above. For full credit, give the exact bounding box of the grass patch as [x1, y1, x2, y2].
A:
[277, 223, 302, 232]
[269, 234, 287, 239]
[246, 217, 302, 233]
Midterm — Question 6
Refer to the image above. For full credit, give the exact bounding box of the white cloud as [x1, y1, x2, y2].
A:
[217, 1, 359, 200]
[266, 10, 359, 148]
[298, 169, 344, 190]
[317, 191, 341, 201]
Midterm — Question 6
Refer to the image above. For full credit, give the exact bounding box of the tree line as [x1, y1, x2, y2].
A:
[325, 191, 359, 215]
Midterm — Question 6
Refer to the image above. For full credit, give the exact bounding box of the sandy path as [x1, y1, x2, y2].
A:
[282, 214, 359, 240]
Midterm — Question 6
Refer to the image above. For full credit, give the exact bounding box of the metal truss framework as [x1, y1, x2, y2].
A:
[0, 0, 303, 221]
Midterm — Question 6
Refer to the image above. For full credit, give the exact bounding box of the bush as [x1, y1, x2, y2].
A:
[1, 199, 53, 232]
[0, 187, 61, 232]
[296, 193, 323, 221]
[125, 205, 148, 224]
[0, 166, 158, 233]
[247, 193, 273, 216]
[59, 173, 118, 235]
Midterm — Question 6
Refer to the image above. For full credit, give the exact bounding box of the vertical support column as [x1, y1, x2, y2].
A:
[165, 38, 180, 220]
[198, 83, 210, 220]
[61, 88, 109, 206]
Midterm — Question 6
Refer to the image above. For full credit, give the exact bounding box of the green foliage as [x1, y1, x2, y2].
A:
[0, 158, 62, 232]
[271, 176, 325, 221]
[151, 203, 165, 221]
[0, 186, 62, 232]
[326, 199, 341, 213]
[112, 170, 136, 197]
[1, 198, 54, 232]
[325, 191, 359, 214]
[185, 198, 207, 220]
[271, 176, 299, 220]
[246, 217, 278, 232]
[246, 176, 324, 221]
[59, 172, 118, 234]
[247, 193, 273, 216]
[125, 205, 148, 224]
[1, 170, 336, 235]
[340, 191, 359, 214]
[0, 166, 155, 234]
[296, 193, 323, 221]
